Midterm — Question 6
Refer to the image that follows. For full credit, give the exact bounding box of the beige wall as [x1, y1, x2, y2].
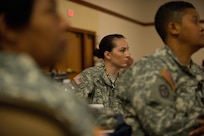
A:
[57, 0, 204, 66]
[83, 0, 204, 23]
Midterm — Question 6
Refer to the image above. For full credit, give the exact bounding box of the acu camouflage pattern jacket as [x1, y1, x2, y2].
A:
[0, 52, 95, 136]
[117, 46, 204, 136]
[72, 64, 124, 129]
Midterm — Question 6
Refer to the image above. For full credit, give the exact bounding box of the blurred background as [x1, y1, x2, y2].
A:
[48, 0, 204, 79]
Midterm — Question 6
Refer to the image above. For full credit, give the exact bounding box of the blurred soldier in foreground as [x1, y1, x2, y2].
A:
[116, 1, 204, 136]
[0, 0, 102, 136]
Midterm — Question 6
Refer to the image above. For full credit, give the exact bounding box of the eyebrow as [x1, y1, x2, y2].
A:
[120, 47, 128, 49]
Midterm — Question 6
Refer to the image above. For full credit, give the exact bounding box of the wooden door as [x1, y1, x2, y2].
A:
[55, 31, 83, 78]
[83, 34, 95, 69]
[45, 27, 96, 80]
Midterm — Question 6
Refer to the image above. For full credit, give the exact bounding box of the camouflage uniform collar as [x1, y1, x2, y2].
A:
[99, 63, 122, 88]
[100, 63, 123, 76]
[100, 63, 105, 68]
[163, 45, 194, 68]
[162, 46, 201, 78]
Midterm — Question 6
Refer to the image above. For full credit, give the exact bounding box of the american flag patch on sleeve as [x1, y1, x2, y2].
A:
[160, 68, 175, 90]
[73, 74, 83, 85]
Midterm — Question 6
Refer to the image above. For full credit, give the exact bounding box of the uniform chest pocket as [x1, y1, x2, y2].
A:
[177, 80, 197, 100]
[93, 89, 102, 97]
[92, 81, 110, 104]
[176, 80, 201, 111]
[92, 89, 104, 104]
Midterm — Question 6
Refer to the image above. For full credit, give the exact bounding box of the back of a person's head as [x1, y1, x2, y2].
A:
[154, 1, 195, 43]
[0, 0, 34, 30]
[93, 34, 125, 59]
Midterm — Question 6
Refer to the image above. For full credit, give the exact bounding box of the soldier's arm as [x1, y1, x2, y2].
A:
[72, 71, 94, 100]
[94, 108, 119, 130]
[189, 119, 204, 136]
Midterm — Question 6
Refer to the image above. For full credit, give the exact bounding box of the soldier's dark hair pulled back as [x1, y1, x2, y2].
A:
[93, 34, 125, 59]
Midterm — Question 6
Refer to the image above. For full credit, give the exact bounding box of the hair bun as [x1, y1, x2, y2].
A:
[93, 48, 103, 58]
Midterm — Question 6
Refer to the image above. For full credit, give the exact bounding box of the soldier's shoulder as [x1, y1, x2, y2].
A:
[72, 66, 102, 86]
[81, 65, 104, 77]
[127, 55, 163, 75]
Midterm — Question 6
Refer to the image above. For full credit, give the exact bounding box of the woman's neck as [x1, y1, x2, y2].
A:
[104, 61, 120, 75]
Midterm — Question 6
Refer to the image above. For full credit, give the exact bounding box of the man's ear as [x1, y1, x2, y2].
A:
[0, 15, 19, 43]
[168, 21, 180, 35]
[104, 51, 111, 60]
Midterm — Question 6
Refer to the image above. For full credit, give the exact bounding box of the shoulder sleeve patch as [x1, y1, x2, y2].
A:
[73, 74, 83, 85]
[148, 78, 175, 107]
[160, 68, 175, 91]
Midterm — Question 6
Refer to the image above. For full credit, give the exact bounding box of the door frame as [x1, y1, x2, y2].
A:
[68, 27, 96, 70]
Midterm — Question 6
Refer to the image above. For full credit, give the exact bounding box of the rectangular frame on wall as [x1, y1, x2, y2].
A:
[68, 27, 96, 70]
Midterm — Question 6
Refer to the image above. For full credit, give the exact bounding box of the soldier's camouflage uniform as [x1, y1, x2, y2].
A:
[0, 52, 95, 136]
[72, 64, 123, 129]
[117, 46, 204, 136]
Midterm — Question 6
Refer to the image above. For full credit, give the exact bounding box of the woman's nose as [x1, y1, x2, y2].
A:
[125, 51, 130, 56]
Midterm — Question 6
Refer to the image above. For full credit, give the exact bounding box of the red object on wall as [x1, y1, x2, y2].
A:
[68, 9, 74, 17]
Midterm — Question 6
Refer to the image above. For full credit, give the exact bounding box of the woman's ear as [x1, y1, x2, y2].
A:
[104, 51, 111, 60]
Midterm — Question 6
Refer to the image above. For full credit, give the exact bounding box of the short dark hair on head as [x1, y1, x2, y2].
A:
[93, 34, 125, 59]
[154, 1, 195, 43]
[0, 0, 34, 30]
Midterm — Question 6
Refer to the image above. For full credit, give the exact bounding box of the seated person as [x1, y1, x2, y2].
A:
[72, 34, 133, 130]
[0, 0, 101, 136]
[116, 1, 204, 136]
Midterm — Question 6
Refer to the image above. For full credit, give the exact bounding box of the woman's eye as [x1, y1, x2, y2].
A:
[193, 17, 200, 24]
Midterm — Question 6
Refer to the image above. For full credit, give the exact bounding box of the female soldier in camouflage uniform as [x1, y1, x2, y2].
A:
[72, 34, 133, 130]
